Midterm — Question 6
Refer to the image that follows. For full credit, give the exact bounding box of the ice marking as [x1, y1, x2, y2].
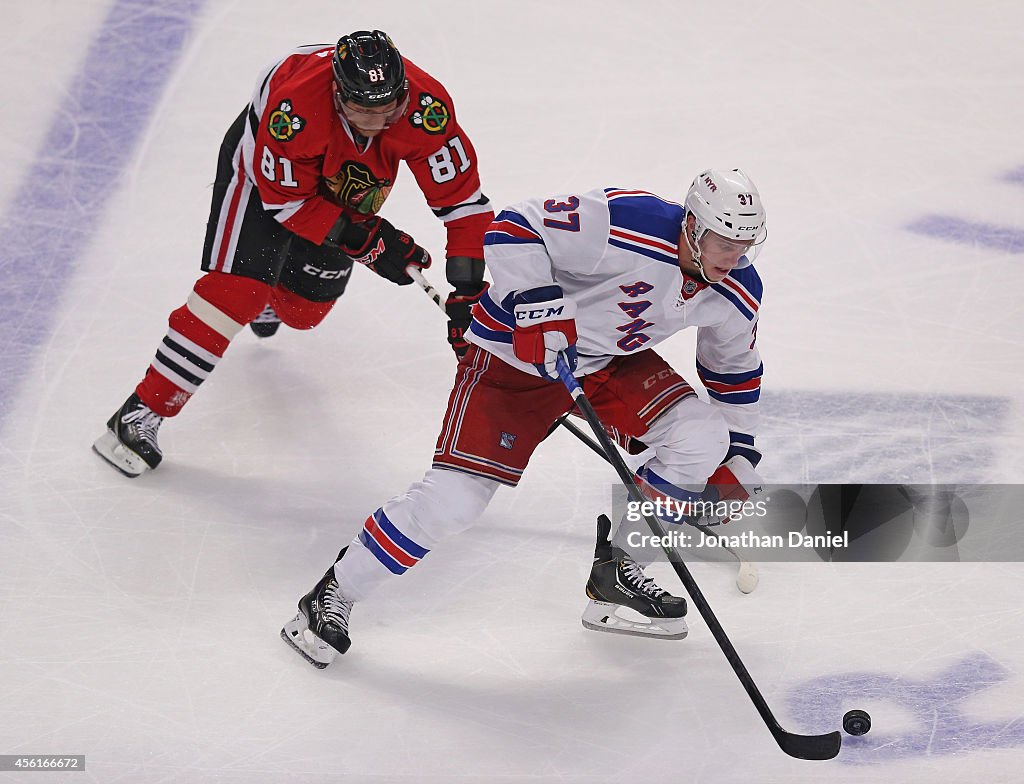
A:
[0, 0, 206, 424]
[906, 215, 1024, 253]
[787, 652, 1024, 763]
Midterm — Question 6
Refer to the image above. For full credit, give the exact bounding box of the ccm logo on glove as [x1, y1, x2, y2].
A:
[350, 238, 388, 267]
[512, 285, 578, 381]
[517, 304, 570, 321]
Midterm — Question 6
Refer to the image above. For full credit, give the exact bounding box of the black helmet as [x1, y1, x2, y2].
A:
[332, 30, 407, 107]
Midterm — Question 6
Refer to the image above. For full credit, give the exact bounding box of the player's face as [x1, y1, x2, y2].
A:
[679, 223, 753, 282]
[698, 232, 754, 279]
[338, 94, 409, 137]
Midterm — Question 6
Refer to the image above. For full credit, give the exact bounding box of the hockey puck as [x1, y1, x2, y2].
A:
[842, 708, 871, 736]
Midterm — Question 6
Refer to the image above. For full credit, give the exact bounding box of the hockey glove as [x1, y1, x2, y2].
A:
[512, 285, 578, 381]
[327, 215, 430, 285]
[445, 281, 489, 358]
[697, 456, 766, 525]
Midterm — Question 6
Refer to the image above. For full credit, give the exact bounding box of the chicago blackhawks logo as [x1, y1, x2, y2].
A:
[408, 93, 450, 134]
[323, 161, 392, 215]
[267, 99, 305, 142]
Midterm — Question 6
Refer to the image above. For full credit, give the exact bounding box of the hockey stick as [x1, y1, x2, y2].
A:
[552, 413, 759, 594]
[408, 266, 838, 757]
[407, 265, 445, 310]
[553, 353, 841, 761]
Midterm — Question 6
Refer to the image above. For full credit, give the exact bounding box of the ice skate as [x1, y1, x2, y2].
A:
[92, 393, 164, 477]
[582, 515, 688, 640]
[249, 305, 282, 338]
[281, 551, 354, 668]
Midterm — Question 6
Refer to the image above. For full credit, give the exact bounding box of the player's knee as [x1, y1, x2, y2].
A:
[390, 468, 498, 544]
[269, 285, 336, 330]
[192, 271, 272, 326]
[652, 398, 730, 477]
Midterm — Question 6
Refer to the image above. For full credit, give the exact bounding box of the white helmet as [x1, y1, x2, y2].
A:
[684, 168, 766, 270]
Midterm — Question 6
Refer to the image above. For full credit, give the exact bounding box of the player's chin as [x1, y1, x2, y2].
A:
[707, 268, 732, 281]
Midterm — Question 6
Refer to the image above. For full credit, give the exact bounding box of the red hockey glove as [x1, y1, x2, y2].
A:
[445, 281, 489, 358]
[512, 285, 578, 381]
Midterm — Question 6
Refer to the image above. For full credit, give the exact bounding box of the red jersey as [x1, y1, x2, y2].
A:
[241, 44, 493, 258]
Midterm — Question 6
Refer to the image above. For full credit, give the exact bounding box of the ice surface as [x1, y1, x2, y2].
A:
[1, 1, 1023, 781]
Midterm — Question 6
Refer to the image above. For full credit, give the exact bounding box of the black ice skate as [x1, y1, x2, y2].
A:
[249, 305, 282, 338]
[92, 393, 165, 477]
[281, 552, 354, 668]
[582, 514, 688, 640]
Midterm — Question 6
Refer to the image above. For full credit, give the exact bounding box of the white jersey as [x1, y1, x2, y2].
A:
[467, 187, 763, 438]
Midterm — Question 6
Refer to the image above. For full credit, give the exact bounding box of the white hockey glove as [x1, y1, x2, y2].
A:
[512, 285, 578, 381]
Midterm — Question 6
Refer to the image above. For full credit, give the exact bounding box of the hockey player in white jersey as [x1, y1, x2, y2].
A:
[282, 169, 767, 667]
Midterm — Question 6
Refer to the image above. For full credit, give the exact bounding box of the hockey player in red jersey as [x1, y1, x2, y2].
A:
[282, 169, 769, 668]
[94, 30, 493, 477]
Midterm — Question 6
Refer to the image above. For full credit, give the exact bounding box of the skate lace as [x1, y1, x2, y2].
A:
[253, 305, 281, 324]
[322, 579, 353, 631]
[123, 405, 163, 446]
[620, 556, 666, 598]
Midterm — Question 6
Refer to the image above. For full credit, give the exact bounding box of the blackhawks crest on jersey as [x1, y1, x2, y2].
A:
[267, 99, 305, 142]
[408, 93, 450, 134]
[323, 161, 393, 215]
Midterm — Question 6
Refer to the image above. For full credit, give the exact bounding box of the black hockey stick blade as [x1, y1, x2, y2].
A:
[774, 727, 842, 761]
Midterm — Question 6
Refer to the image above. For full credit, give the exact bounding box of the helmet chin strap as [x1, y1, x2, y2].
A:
[692, 258, 716, 285]
[684, 228, 718, 285]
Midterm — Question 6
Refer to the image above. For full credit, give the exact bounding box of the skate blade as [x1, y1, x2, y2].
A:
[581, 601, 688, 640]
[92, 431, 149, 478]
[281, 613, 336, 669]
